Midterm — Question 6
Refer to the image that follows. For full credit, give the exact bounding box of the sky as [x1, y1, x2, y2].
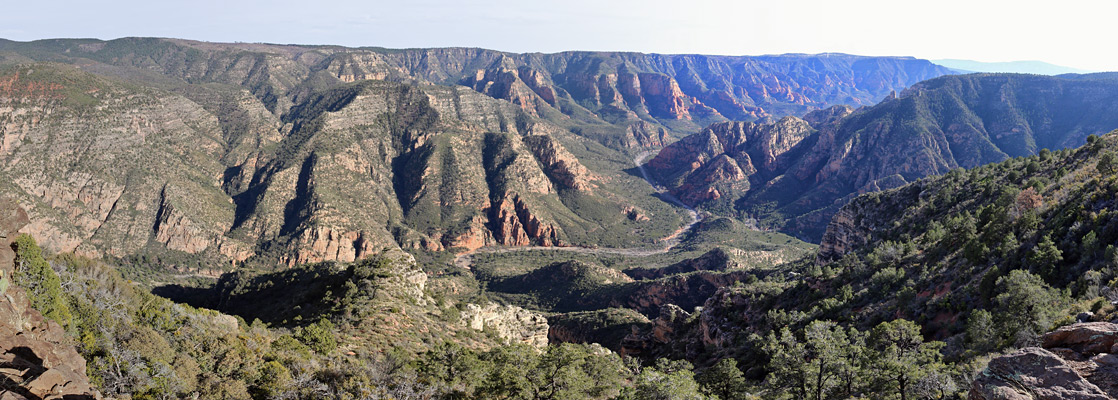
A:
[2, 0, 1114, 71]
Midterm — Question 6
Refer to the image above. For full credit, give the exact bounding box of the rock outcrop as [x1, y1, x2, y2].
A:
[462, 58, 554, 115]
[970, 348, 1111, 400]
[970, 323, 1118, 399]
[1, 199, 100, 400]
[619, 283, 766, 360]
[635, 73, 692, 120]
[459, 303, 549, 349]
[546, 308, 650, 352]
[612, 270, 754, 316]
[816, 182, 925, 261]
[624, 122, 668, 149]
[620, 304, 692, 357]
[647, 117, 815, 209]
[0, 199, 28, 270]
[816, 204, 864, 261]
[1042, 322, 1118, 355]
[522, 131, 597, 193]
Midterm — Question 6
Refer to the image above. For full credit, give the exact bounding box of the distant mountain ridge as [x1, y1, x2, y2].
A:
[649, 72, 1118, 241]
[933, 59, 1094, 75]
[0, 38, 953, 140]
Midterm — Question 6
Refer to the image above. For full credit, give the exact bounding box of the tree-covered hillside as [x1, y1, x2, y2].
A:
[631, 131, 1118, 398]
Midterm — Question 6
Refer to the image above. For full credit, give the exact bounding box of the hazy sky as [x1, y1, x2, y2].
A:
[2, 0, 1114, 71]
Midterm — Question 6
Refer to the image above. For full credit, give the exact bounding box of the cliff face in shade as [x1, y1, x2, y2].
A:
[620, 287, 763, 360]
[652, 73, 1118, 241]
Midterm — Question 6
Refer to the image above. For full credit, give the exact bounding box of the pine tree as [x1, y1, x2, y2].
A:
[868, 319, 944, 400]
[698, 358, 748, 400]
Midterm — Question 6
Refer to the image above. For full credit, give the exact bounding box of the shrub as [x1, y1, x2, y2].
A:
[296, 319, 337, 354]
[11, 234, 72, 328]
[994, 270, 1063, 344]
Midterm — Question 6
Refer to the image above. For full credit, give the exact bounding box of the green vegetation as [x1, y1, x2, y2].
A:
[764, 319, 947, 400]
[12, 234, 72, 328]
[697, 358, 749, 400]
[417, 342, 630, 399]
[558, 131, 1118, 398]
[295, 319, 338, 354]
[548, 308, 651, 352]
[621, 358, 710, 400]
[12, 244, 377, 399]
[6, 37, 1118, 400]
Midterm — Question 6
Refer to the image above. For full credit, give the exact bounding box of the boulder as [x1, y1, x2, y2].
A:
[971, 323, 1118, 399]
[1043, 322, 1118, 355]
[968, 347, 1109, 400]
[1077, 312, 1095, 323]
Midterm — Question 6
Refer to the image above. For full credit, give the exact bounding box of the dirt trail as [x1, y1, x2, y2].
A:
[453, 151, 702, 269]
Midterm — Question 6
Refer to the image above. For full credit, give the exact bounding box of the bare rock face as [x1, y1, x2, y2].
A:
[697, 288, 756, 349]
[1042, 322, 1118, 356]
[459, 303, 549, 349]
[647, 117, 814, 208]
[463, 60, 544, 115]
[970, 323, 1118, 399]
[0, 199, 100, 400]
[1, 40, 958, 263]
[619, 284, 765, 360]
[674, 154, 750, 204]
[489, 194, 562, 247]
[817, 183, 925, 261]
[522, 131, 597, 193]
[0, 199, 29, 270]
[969, 348, 1110, 400]
[816, 205, 861, 261]
[648, 304, 690, 344]
[624, 122, 668, 149]
[281, 226, 377, 267]
[461, 60, 565, 117]
[620, 304, 691, 357]
[324, 52, 391, 83]
[801, 105, 855, 128]
[2, 64, 632, 265]
[636, 73, 691, 120]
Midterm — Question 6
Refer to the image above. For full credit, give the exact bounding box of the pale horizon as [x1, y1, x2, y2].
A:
[2, 0, 1114, 72]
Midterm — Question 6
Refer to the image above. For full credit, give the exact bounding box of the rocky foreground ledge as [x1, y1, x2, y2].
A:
[1, 199, 100, 400]
[970, 322, 1118, 400]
